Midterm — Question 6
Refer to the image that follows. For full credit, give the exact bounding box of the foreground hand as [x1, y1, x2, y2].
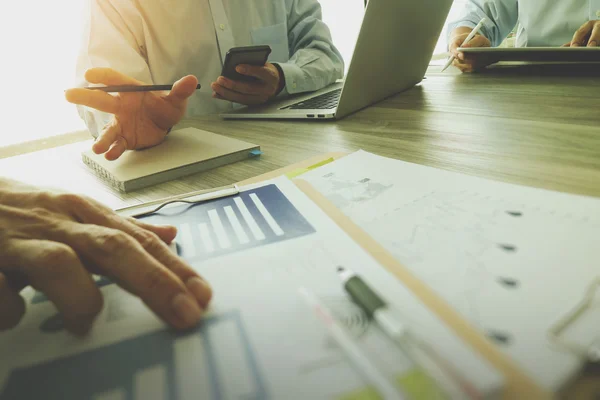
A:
[65, 68, 199, 161]
[563, 20, 600, 47]
[449, 27, 493, 73]
[0, 179, 212, 335]
[211, 63, 284, 105]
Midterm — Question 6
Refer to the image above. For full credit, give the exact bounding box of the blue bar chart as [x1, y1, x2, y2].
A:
[1, 312, 267, 400]
[142, 184, 316, 262]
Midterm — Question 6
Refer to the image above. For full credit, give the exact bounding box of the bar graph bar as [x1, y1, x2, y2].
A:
[208, 209, 231, 249]
[198, 223, 215, 253]
[208, 319, 257, 399]
[178, 223, 196, 258]
[224, 205, 250, 244]
[173, 335, 213, 399]
[1, 312, 267, 400]
[234, 196, 266, 241]
[134, 364, 167, 400]
[137, 184, 316, 263]
[250, 193, 284, 236]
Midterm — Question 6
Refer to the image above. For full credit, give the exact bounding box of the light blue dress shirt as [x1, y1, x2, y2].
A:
[447, 0, 600, 47]
[75, 0, 344, 138]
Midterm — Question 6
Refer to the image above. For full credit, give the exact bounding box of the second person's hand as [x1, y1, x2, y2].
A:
[64, 68, 199, 161]
[564, 20, 600, 47]
[449, 27, 493, 73]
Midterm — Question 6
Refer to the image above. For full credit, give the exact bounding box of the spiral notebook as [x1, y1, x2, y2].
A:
[81, 127, 261, 192]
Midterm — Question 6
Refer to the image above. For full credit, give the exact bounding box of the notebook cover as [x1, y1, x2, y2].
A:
[81, 127, 260, 192]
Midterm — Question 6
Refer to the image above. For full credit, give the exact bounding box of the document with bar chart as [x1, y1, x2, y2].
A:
[0, 177, 503, 400]
[137, 183, 317, 262]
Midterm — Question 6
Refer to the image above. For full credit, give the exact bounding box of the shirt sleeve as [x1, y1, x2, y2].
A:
[274, 0, 345, 96]
[446, 0, 519, 48]
[75, 0, 152, 138]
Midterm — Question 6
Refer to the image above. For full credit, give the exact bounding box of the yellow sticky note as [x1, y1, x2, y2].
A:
[285, 167, 310, 179]
[306, 157, 335, 170]
[337, 386, 382, 400]
[397, 369, 447, 400]
[337, 369, 447, 400]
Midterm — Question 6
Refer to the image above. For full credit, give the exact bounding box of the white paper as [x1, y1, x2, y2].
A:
[0, 176, 503, 400]
[301, 150, 600, 391]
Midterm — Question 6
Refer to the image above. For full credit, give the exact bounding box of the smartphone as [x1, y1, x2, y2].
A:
[221, 45, 272, 82]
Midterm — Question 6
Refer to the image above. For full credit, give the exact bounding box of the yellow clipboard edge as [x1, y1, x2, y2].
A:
[293, 178, 551, 400]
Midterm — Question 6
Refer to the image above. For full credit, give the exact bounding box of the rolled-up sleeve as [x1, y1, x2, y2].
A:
[275, 0, 345, 96]
[446, 0, 519, 47]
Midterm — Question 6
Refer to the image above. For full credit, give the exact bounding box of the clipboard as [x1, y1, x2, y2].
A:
[116, 152, 549, 399]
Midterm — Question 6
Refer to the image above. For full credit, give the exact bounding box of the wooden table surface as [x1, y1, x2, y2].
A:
[1, 62, 599, 398]
[3, 63, 599, 205]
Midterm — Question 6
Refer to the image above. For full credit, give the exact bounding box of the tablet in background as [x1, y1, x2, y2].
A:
[458, 46, 600, 62]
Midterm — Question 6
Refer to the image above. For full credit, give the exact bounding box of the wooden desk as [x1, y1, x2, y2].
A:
[2, 63, 599, 204]
[1, 63, 599, 398]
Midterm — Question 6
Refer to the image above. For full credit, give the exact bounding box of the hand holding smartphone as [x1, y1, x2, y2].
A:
[221, 45, 272, 82]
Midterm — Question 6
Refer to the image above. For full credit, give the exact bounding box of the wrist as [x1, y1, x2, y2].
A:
[272, 63, 286, 96]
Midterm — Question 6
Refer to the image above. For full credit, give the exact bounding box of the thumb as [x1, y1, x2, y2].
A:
[450, 35, 467, 53]
[166, 75, 199, 103]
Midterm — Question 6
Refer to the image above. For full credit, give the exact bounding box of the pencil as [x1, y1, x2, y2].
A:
[337, 266, 481, 399]
[441, 17, 487, 72]
[84, 84, 201, 93]
[298, 287, 406, 399]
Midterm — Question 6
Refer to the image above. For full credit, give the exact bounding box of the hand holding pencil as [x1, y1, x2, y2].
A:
[445, 19, 493, 73]
[64, 68, 200, 161]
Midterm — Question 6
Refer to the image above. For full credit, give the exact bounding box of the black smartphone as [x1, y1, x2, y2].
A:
[221, 45, 272, 82]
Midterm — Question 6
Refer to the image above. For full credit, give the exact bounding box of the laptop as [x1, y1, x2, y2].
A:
[220, 0, 453, 120]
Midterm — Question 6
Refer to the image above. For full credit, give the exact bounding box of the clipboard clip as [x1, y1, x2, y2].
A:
[548, 278, 600, 364]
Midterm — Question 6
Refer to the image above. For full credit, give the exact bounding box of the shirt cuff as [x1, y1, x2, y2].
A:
[271, 62, 306, 98]
[447, 19, 496, 48]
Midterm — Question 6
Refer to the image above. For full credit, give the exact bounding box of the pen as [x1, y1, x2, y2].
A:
[441, 18, 487, 72]
[337, 266, 481, 400]
[83, 84, 202, 93]
[298, 287, 406, 400]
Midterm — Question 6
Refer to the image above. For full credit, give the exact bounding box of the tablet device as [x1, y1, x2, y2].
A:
[457, 47, 600, 62]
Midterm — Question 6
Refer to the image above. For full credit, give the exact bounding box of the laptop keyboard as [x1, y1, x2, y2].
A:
[281, 88, 341, 110]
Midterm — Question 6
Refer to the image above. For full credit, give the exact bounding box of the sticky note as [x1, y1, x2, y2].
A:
[336, 369, 447, 400]
[285, 157, 335, 179]
[285, 167, 311, 179]
[397, 369, 447, 400]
